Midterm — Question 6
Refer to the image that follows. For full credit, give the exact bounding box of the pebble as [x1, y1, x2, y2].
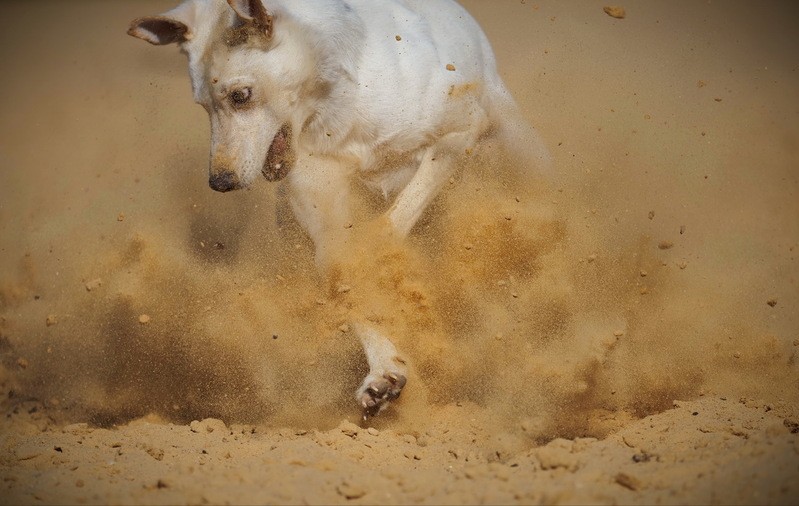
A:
[767, 299, 777, 307]
[138, 314, 151, 325]
[603, 6, 626, 19]
[337, 482, 366, 500]
[615, 472, 642, 490]
[446, 63, 456, 71]
[46, 315, 58, 327]
[367, 427, 380, 436]
[85, 278, 102, 291]
[340, 422, 359, 438]
[657, 241, 673, 250]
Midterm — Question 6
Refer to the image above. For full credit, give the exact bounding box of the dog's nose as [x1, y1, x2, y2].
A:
[209, 171, 240, 192]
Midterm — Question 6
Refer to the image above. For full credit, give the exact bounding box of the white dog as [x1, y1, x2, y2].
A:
[129, 0, 550, 417]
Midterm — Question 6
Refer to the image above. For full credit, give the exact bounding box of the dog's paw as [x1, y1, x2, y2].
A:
[358, 372, 407, 419]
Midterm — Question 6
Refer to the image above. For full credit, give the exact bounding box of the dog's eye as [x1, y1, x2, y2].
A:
[229, 87, 252, 107]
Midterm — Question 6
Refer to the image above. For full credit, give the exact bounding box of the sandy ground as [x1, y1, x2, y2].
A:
[1, 0, 798, 504]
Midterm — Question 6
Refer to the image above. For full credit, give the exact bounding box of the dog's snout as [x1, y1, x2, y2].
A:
[209, 171, 240, 192]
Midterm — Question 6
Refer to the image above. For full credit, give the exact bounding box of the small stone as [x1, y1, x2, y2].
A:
[17, 357, 29, 369]
[463, 243, 473, 250]
[677, 260, 688, 269]
[46, 314, 58, 327]
[340, 421, 359, 437]
[613, 330, 624, 337]
[767, 299, 777, 307]
[367, 427, 380, 436]
[337, 482, 366, 500]
[117, 213, 125, 222]
[615, 472, 642, 491]
[138, 314, 151, 324]
[648, 210, 655, 220]
[733, 351, 741, 359]
[85, 278, 102, 291]
[75, 479, 85, 488]
[658, 241, 673, 250]
[336, 284, 352, 294]
[603, 6, 626, 19]
[680, 225, 686, 235]
[446, 63, 456, 71]
[395, 35, 401, 41]
[587, 254, 597, 263]
[639, 270, 647, 277]
[338, 324, 351, 333]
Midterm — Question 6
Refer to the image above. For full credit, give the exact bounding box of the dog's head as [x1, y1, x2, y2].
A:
[129, 0, 307, 191]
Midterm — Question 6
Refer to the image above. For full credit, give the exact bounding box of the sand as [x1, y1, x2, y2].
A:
[1, 0, 798, 504]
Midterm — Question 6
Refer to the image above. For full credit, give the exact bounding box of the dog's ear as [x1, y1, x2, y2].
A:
[128, 16, 190, 45]
[227, 0, 273, 37]
[128, 3, 195, 45]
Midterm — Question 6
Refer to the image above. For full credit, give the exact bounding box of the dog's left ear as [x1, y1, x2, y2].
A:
[227, 0, 273, 37]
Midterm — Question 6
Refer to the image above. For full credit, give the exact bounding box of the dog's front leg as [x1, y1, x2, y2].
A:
[353, 322, 408, 418]
[387, 129, 481, 237]
[287, 155, 354, 273]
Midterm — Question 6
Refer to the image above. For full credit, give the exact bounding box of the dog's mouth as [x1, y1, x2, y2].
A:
[262, 124, 293, 182]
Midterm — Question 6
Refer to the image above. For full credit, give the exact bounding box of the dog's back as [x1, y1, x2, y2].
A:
[348, 0, 551, 173]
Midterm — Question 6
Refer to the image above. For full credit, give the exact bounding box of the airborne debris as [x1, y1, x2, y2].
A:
[603, 6, 626, 19]
[85, 278, 102, 292]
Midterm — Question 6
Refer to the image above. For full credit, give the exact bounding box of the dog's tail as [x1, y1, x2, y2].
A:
[487, 82, 553, 176]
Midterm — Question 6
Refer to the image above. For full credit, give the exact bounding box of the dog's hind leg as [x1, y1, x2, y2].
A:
[387, 128, 482, 238]
[353, 322, 408, 418]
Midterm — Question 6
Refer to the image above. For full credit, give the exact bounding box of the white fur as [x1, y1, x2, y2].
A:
[130, 0, 550, 416]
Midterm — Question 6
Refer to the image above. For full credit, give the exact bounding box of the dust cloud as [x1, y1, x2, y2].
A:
[1, 0, 797, 458]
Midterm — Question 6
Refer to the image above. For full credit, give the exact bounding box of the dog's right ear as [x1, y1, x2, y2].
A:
[128, 16, 190, 45]
[128, 3, 196, 45]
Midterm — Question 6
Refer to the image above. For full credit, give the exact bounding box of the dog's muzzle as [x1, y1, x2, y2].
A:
[209, 171, 240, 192]
[263, 124, 293, 182]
